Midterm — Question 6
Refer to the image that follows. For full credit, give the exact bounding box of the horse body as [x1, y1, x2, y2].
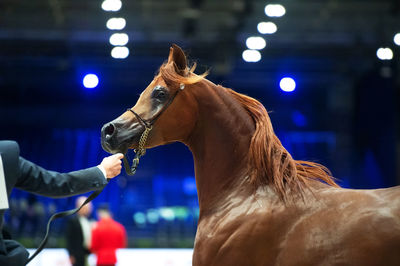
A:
[184, 75, 400, 266]
[194, 184, 400, 266]
[101, 44, 400, 265]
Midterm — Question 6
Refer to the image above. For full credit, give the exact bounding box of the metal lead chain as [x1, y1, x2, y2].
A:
[123, 126, 152, 176]
[135, 126, 152, 156]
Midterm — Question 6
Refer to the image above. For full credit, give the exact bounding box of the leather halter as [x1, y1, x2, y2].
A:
[123, 83, 185, 175]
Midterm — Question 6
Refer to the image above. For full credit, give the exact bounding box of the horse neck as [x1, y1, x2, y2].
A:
[183, 80, 255, 213]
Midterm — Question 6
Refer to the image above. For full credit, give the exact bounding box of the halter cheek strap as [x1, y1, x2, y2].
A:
[123, 83, 185, 175]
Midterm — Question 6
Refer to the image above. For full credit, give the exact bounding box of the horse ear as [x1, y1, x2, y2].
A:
[168, 44, 187, 75]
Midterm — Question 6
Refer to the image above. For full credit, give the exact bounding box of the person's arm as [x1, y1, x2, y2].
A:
[14, 154, 123, 198]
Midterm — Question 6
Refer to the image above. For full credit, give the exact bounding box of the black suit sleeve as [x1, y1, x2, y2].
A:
[15, 157, 107, 198]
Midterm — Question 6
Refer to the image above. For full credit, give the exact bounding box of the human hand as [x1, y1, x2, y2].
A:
[69, 256, 75, 264]
[100, 153, 124, 178]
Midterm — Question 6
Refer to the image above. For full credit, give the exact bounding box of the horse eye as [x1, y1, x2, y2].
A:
[152, 87, 168, 101]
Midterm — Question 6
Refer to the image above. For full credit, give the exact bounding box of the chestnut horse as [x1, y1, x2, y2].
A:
[101, 45, 400, 266]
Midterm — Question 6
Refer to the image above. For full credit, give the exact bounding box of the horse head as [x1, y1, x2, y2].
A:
[101, 44, 201, 155]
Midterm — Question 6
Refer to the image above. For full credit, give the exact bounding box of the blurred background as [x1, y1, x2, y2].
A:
[0, 0, 399, 254]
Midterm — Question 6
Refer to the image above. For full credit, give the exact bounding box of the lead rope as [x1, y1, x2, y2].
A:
[123, 125, 152, 176]
[26, 181, 108, 265]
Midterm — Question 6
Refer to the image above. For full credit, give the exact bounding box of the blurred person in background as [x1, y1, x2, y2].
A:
[90, 204, 126, 266]
[0, 140, 124, 266]
[66, 196, 95, 266]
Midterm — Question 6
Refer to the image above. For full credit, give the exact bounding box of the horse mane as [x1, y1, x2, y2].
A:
[159, 61, 338, 201]
[227, 89, 339, 200]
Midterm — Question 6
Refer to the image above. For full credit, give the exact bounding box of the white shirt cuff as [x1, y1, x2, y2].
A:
[97, 165, 107, 179]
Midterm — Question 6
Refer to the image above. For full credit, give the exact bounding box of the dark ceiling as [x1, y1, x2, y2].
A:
[0, 0, 399, 128]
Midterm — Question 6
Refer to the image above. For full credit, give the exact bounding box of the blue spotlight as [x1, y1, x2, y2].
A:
[83, 74, 99, 89]
[279, 77, 296, 92]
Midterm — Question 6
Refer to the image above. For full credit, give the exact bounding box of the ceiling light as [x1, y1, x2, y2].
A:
[280, 77, 296, 92]
[101, 0, 122, 12]
[82, 74, 99, 89]
[109, 33, 129, 46]
[106, 18, 126, 30]
[264, 4, 286, 17]
[257, 22, 277, 34]
[376, 47, 393, 60]
[111, 46, 129, 59]
[245, 36, 266, 50]
[242, 50, 261, 62]
[394, 33, 400, 46]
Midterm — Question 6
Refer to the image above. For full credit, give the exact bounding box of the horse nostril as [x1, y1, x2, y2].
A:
[104, 123, 116, 140]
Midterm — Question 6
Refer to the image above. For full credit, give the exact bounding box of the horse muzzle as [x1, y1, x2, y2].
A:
[101, 121, 143, 154]
[101, 122, 121, 153]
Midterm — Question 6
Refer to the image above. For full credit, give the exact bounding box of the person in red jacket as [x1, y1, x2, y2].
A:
[90, 204, 127, 266]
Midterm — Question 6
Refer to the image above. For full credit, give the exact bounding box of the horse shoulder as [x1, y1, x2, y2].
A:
[193, 198, 291, 266]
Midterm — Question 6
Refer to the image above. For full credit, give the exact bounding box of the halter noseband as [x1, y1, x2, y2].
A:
[123, 83, 185, 175]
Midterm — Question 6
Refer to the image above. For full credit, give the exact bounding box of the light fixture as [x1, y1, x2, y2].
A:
[82, 74, 99, 89]
[245, 36, 266, 50]
[111, 46, 130, 59]
[106, 18, 126, 30]
[394, 33, 400, 46]
[242, 50, 261, 62]
[279, 77, 296, 92]
[109, 33, 129, 46]
[101, 0, 122, 12]
[257, 22, 277, 34]
[376, 47, 393, 60]
[265, 4, 286, 17]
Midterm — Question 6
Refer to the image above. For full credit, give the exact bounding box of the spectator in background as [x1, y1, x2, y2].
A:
[66, 196, 94, 266]
[91, 204, 126, 266]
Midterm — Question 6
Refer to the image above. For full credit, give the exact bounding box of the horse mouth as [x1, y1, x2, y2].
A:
[101, 139, 125, 154]
[101, 127, 142, 154]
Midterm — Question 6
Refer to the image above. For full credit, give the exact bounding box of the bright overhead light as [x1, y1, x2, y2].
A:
[82, 74, 99, 89]
[280, 77, 296, 92]
[106, 18, 126, 30]
[111, 46, 129, 59]
[376, 47, 393, 60]
[109, 33, 129, 46]
[394, 33, 400, 46]
[101, 0, 122, 12]
[246, 36, 266, 50]
[242, 49, 261, 62]
[265, 4, 286, 17]
[257, 22, 277, 34]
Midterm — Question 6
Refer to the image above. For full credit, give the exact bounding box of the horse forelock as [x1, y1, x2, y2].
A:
[227, 89, 339, 201]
